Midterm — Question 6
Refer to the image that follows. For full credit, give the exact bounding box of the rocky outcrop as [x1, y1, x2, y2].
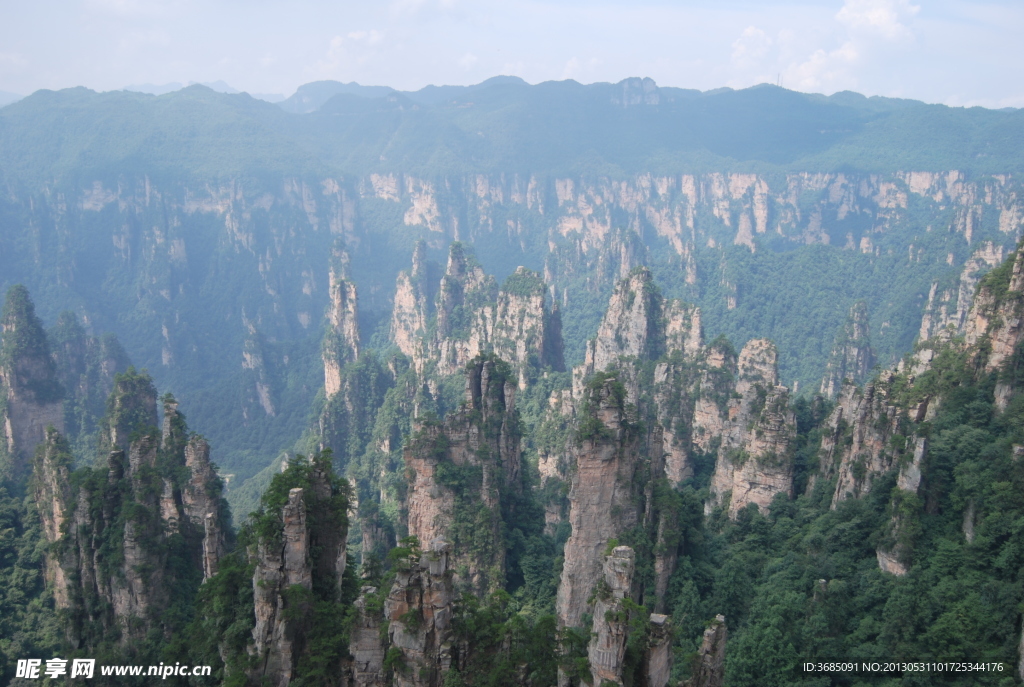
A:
[167, 397, 226, 579]
[964, 246, 1024, 396]
[491, 267, 565, 387]
[688, 615, 727, 687]
[49, 310, 131, 450]
[555, 376, 644, 631]
[32, 370, 227, 650]
[574, 267, 702, 398]
[584, 268, 663, 374]
[252, 488, 314, 685]
[350, 586, 386, 686]
[31, 427, 74, 609]
[820, 302, 875, 399]
[704, 340, 796, 517]
[0, 285, 65, 480]
[819, 375, 907, 507]
[644, 614, 672, 687]
[391, 241, 433, 362]
[404, 356, 520, 595]
[919, 241, 1006, 342]
[97, 367, 158, 455]
[389, 243, 562, 385]
[324, 248, 361, 397]
[383, 538, 456, 687]
[587, 546, 636, 686]
[250, 456, 349, 686]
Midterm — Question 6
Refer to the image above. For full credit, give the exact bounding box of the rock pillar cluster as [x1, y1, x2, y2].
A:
[0, 285, 65, 480]
[404, 355, 521, 594]
[389, 243, 562, 382]
[555, 376, 644, 631]
[32, 374, 226, 650]
[250, 457, 349, 686]
[688, 615, 727, 687]
[587, 546, 636, 686]
[384, 539, 456, 687]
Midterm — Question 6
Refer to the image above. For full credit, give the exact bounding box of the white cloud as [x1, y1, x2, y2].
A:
[562, 56, 580, 80]
[731, 26, 773, 69]
[836, 0, 920, 41]
[347, 30, 384, 46]
[117, 29, 171, 52]
[459, 52, 478, 70]
[790, 41, 860, 90]
[317, 30, 387, 77]
[389, 0, 459, 19]
[0, 53, 28, 70]
[769, 0, 920, 92]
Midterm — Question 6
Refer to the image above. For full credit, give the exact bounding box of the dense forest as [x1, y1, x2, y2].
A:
[1, 227, 1023, 685]
[1, 78, 1024, 686]
[0, 78, 1021, 515]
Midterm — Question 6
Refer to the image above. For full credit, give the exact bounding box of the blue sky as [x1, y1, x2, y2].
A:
[0, 0, 1021, 107]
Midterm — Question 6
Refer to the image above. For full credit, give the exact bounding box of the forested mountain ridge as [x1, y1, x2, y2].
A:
[1, 223, 1024, 684]
[1, 78, 1022, 509]
[1, 76, 1024, 684]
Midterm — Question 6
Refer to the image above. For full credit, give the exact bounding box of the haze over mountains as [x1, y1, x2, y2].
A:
[2, 73, 1024, 686]
[0, 75, 1021, 500]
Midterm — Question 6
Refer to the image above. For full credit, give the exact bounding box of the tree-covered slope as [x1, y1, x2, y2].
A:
[0, 77, 1021, 503]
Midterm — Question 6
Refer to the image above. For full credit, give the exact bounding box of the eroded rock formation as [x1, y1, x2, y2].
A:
[820, 301, 875, 399]
[587, 546, 636, 686]
[703, 340, 796, 517]
[383, 538, 456, 687]
[324, 247, 361, 397]
[0, 285, 65, 480]
[555, 376, 644, 631]
[32, 374, 226, 650]
[404, 356, 521, 594]
[688, 615, 727, 687]
[389, 243, 562, 385]
[250, 456, 349, 686]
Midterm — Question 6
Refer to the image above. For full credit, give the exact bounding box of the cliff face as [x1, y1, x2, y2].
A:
[704, 340, 797, 517]
[820, 301, 875, 399]
[403, 356, 520, 595]
[688, 615, 727, 687]
[555, 375, 645, 631]
[919, 241, 1006, 342]
[382, 539, 456, 687]
[819, 376, 908, 507]
[32, 376, 226, 650]
[965, 246, 1024, 377]
[0, 285, 65, 480]
[48, 311, 132, 456]
[587, 546, 636, 686]
[249, 455, 350, 686]
[389, 244, 562, 386]
[324, 248, 361, 398]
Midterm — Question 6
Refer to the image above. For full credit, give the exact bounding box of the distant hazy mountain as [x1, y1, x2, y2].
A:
[278, 80, 395, 113]
[0, 90, 21, 107]
[1, 76, 1022, 498]
[124, 80, 285, 103]
[123, 81, 186, 95]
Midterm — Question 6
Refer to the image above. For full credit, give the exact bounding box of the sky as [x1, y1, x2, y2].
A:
[0, 0, 1022, 108]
